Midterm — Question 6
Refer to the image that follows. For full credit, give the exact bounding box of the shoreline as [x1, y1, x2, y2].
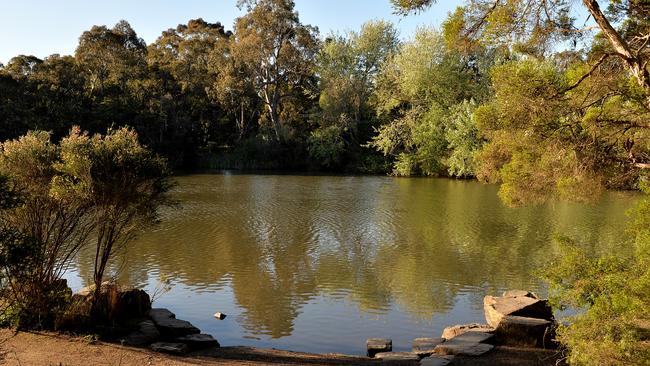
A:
[0, 329, 565, 366]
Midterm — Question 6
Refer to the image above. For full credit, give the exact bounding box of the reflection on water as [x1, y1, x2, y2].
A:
[67, 174, 637, 354]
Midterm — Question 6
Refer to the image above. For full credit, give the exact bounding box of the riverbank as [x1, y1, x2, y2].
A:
[0, 329, 565, 366]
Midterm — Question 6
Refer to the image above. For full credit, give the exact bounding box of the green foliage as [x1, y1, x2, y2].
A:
[543, 189, 650, 365]
[0, 127, 170, 327]
[475, 56, 648, 206]
[0, 172, 72, 329]
[308, 125, 347, 168]
[371, 28, 492, 177]
[444, 101, 482, 178]
[55, 127, 172, 307]
[0, 132, 91, 328]
[231, 0, 319, 142]
[314, 20, 399, 169]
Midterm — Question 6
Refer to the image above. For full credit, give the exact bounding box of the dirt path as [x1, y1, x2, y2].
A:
[0, 330, 565, 366]
[0, 330, 381, 366]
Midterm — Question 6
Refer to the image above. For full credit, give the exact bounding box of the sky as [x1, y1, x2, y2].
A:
[0, 0, 463, 65]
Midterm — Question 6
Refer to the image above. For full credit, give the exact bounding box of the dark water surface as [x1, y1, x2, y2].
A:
[66, 174, 638, 355]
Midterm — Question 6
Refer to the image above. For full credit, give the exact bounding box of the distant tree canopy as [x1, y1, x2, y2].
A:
[389, 0, 650, 205]
[0, 0, 647, 194]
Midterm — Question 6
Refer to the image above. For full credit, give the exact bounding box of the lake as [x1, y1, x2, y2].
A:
[66, 173, 638, 355]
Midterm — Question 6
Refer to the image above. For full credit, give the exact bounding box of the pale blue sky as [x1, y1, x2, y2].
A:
[0, 0, 462, 64]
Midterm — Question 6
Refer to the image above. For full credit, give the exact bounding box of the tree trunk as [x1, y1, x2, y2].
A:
[582, 0, 650, 105]
[263, 89, 284, 142]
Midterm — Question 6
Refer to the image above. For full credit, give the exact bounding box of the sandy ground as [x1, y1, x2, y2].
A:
[0, 330, 566, 366]
[0, 330, 382, 366]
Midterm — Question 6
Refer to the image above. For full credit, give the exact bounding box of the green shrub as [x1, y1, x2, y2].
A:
[544, 185, 650, 365]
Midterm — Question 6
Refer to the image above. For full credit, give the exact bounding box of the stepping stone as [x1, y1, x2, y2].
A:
[374, 352, 420, 361]
[483, 295, 553, 328]
[150, 342, 188, 355]
[412, 338, 445, 356]
[450, 331, 494, 344]
[441, 324, 493, 340]
[174, 333, 220, 350]
[366, 338, 392, 357]
[121, 320, 161, 346]
[434, 342, 493, 357]
[495, 315, 555, 348]
[434, 330, 494, 357]
[419, 355, 454, 366]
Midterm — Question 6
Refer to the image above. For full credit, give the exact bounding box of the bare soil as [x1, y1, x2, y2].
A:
[0, 330, 566, 366]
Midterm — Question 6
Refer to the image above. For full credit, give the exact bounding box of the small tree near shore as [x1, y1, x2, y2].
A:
[56, 127, 172, 316]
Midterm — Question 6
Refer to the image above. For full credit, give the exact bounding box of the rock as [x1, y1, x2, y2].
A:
[174, 333, 220, 350]
[213, 312, 226, 320]
[483, 295, 553, 328]
[449, 331, 494, 344]
[374, 352, 420, 361]
[419, 356, 454, 366]
[434, 342, 493, 357]
[434, 330, 494, 357]
[494, 315, 555, 348]
[150, 342, 188, 355]
[75, 281, 115, 297]
[149, 308, 200, 338]
[74, 282, 150, 320]
[412, 338, 445, 356]
[441, 324, 493, 340]
[366, 338, 392, 358]
[115, 288, 151, 319]
[121, 320, 160, 346]
[149, 308, 175, 321]
[502, 290, 539, 299]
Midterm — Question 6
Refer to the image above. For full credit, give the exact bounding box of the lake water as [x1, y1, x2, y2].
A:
[66, 173, 638, 355]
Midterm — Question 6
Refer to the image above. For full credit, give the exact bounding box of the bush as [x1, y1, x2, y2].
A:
[544, 185, 650, 365]
[0, 127, 170, 328]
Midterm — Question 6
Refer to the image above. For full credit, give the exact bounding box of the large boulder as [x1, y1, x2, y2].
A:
[483, 294, 553, 328]
[494, 315, 556, 348]
[73, 282, 151, 321]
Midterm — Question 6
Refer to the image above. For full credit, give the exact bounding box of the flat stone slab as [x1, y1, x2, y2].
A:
[495, 315, 555, 348]
[434, 342, 494, 357]
[484, 295, 553, 328]
[419, 356, 454, 366]
[374, 352, 420, 361]
[442, 324, 493, 340]
[451, 331, 494, 344]
[150, 342, 188, 355]
[149, 308, 176, 322]
[412, 338, 445, 356]
[121, 320, 160, 346]
[367, 338, 392, 357]
[149, 308, 200, 338]
[174, 333, 220, 350]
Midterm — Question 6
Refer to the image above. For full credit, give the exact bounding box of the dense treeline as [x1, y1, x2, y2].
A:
[2, 0, 647, 199]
